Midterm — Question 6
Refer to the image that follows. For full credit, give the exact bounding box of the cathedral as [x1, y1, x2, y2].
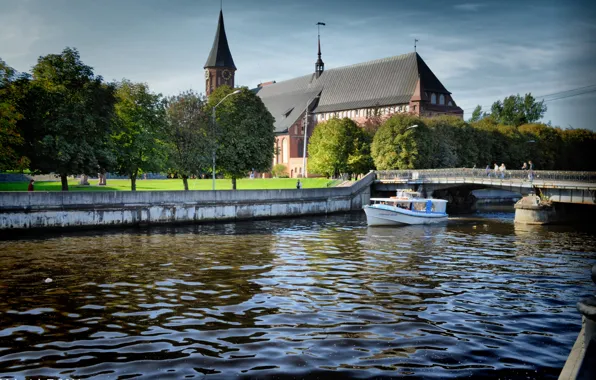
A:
[204, 10, 464, 178]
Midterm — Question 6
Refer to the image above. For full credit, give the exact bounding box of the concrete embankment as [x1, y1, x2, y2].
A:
[0, 173, 373, 231]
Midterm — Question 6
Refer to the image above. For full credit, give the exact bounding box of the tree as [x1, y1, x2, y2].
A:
[165, 90, 211, 190]
[0, 59, 29, 171]
[371, 114, 432, 170]
[489, 93, 547, 127]
[16, 47, 116, 191]
[469, 105, 487, 123]
[112, 80, 168, 191]
[207, 86, 275, 190]
[307, 117, 371, 178]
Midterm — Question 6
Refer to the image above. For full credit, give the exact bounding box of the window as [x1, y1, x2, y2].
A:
[282, 138, 289, 163]
[297, 138, 304, 157]
[439, 94, 445, 105]
[448, 101, 453, 106]
[431, 93, 437, 104]
[405, 105, 409, 112]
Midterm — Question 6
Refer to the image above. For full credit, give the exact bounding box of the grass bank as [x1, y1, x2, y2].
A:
[0, 178, 341, 192]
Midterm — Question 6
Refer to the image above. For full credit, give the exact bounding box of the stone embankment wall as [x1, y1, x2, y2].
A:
[0, 173, 373, 231]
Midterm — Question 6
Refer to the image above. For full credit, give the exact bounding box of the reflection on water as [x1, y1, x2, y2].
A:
[0, 211, 594, 379]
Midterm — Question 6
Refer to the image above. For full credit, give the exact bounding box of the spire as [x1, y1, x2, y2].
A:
[204, 10, 236, 69]
[315, 22, 325, 78]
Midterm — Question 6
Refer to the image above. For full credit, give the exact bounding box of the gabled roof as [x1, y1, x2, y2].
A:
[255, 52, 453, 132]
[204, 10, 236, 69]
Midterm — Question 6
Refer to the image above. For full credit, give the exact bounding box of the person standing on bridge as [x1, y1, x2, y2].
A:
[499, 163, 506, 179]
[522, 162, 528, 170]
[528, 161, 534, 182]
[493, 163, 499, 178]
[485, 165, 490, 177]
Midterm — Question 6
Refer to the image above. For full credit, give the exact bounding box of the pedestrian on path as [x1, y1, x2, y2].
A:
[27, 179, 35, 192]
[493, 163, 498, 178]
[528, 161, 534, 181]
[485, 165, 490, 177]
[499, 163, 506, 179]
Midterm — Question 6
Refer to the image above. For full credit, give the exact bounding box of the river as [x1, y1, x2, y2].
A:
[0, 207, 594, 379]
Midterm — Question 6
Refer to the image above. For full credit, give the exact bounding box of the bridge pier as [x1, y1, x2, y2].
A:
[514, 195, 557, 224]
[514, 195, 595, 224]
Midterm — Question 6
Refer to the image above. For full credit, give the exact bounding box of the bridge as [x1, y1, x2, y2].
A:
[372, 169, 596, 224]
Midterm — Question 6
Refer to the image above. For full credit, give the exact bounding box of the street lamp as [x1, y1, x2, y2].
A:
[212, 89, 241, 190]
[302, 96, 319, 178]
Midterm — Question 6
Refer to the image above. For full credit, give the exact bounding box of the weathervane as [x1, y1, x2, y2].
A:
[415, 39, 419, 52]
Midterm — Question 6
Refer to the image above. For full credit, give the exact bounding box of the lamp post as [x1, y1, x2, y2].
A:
[212, 89, 241, 190]
[302, 96, 319, 178]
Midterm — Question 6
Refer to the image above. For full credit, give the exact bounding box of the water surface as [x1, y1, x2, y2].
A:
[0, 209, 594, 379]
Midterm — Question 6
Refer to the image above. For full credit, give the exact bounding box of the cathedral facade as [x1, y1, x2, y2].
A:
[205, 10, 464, 178]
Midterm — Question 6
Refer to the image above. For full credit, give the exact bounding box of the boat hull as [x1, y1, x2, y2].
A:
[364, 205, 448, 226]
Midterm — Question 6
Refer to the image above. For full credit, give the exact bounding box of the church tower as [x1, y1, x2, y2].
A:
[204, 9, 236, 96]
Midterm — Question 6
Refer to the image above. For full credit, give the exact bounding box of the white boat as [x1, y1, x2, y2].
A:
[363, 191, 448, 226]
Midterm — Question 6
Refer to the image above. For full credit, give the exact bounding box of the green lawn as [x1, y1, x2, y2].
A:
[0, 178, 342, 192]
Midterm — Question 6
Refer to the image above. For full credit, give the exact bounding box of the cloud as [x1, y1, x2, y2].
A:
[453, 3, 486, 12]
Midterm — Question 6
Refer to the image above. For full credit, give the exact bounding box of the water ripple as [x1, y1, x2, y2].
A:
[0, 213, 593, 379]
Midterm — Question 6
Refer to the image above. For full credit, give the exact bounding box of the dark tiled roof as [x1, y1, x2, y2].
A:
[204, 10, 236, 69]
[256, 52, 453, 132]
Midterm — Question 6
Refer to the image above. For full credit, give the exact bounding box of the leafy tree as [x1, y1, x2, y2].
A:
[271, 164, 288, 178]
[518, 123, 562, 170]
[489, 93, 547, 127]
[207, 85, 275, 190]
[112, 80, 168, 191]
[0, 59, 30, 171]
[559, 128, 596, 170]
[165, 90, 211, 190]
[307, 117, 371, 178]
[371, 114, 432, 170]
[469, 105, 487, 123]
[426, 116, 479, 168]
[16, 47, 116, 190]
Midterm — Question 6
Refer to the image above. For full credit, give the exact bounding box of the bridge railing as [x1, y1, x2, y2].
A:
[375, 168, 596, 183]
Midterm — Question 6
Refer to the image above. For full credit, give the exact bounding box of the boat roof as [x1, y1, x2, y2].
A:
[370, 197, 448, 203]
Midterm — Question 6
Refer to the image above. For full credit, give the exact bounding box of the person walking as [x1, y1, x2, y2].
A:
[296, 179, 302, 189]
[493, 163, 498, 178]
[528, 160, 534, 182]
[27, 179, 35, 192]
[499, 163, 506, 179]
[521, 162, 527, 170]
[485, 165, 490, 177]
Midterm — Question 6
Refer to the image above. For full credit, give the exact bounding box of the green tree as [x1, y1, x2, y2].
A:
[371, 114, 432, 170]
[307, 117, 371, 178]
[559, 128, 596, 170]
[165, 90, 211, 190]
[16, 47, 116, 190]
[469, 105, 487, 123]
[207, 85, 275, 190]
[518, 123, 562, 170]
[489, 93, 547, 127]
[0, 59, 29, 170]
[112, 80, 168, 191]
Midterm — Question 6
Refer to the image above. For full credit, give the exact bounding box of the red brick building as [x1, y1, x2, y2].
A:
[205, 10, 463, 178]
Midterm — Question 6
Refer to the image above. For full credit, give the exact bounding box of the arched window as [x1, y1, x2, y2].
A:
[439, 94, 445, 105]
[431, 93, 437, 104]
[448, 101, 453, 107]
[282, 138, 289, 163]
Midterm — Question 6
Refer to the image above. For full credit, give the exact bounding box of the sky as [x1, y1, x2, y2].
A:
[1, 0, 595, 130]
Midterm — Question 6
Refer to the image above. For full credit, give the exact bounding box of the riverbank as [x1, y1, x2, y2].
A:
[0, 173, 373, 232]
